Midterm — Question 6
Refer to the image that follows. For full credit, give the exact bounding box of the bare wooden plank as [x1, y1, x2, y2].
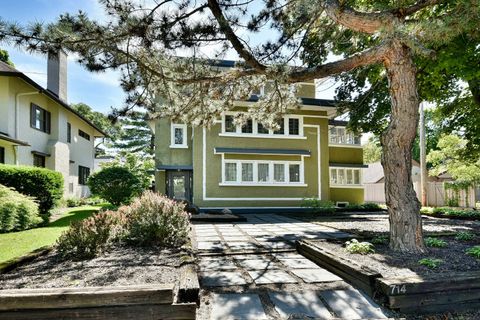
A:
[388, 288, 480, 309]
[0, 284, 174, 310]
[0, 302, 197, 320]
[377, 272, 480, 296]
[177, 265, 200, 304]
[297, 240, 381, 296]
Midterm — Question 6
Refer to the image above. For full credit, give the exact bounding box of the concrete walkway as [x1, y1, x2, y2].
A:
[193, 214, 390, 319]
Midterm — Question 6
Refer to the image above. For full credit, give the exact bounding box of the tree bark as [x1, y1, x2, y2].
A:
[381, 40, 425, 253]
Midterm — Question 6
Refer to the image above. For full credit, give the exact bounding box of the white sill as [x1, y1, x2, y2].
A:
[329, 143, 362, 148]
[330, 184, 364, 189]
[169, 145, 188, 149]
[219, 133, 307, 140]
[219, 182, 308, 187]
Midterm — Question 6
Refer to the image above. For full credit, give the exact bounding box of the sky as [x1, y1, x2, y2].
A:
[0, 0, 339, 115]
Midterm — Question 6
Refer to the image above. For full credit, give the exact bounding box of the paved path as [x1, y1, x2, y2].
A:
[193, 214, 390, 320]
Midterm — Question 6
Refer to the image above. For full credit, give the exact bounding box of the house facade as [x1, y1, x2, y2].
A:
[152, 61, 364, 210]
[0, 53, 105, 197]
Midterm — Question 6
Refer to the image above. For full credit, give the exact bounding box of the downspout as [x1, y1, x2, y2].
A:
[15, 91, 39, 139]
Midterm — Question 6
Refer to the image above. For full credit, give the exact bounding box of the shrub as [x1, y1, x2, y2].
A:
[455, 231, 475, 241]
[56, 211, 125, 260]
[120, 191, 190, 247]
[346, 202, 382, 211]
[0, 164, 63, 223]
[345, 239, 375, 254]
[419, 258, 443, 269]
[424, 237, 448, 248]
[0, 184, 41, 232]
[427, 207, 480, 219]
[466, 246, 480, 259]
[65, 196, 105, 208]
[301, 198, 335, 213]
[88, 167, 142, 205]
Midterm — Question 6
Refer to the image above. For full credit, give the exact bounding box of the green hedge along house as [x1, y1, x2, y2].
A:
[150, 60, 364, 212]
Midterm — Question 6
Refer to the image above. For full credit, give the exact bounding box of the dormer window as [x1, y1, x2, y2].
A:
[329, 126, 361, 145]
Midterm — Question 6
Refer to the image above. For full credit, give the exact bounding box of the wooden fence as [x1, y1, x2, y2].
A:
[364, 181, 476, 207]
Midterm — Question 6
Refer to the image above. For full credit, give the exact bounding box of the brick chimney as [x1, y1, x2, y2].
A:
[47, 50, 68, 102]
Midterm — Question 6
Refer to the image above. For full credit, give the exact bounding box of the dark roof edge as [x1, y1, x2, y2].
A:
[215, 147, 311, 156]
[0, 68, 108, 137]
[157, 165, 194, 170]
[328, 119, 349, 126]
[329, 163, 368, 168]
[0, 134, 30, 146]
[246, 95, 336, 107]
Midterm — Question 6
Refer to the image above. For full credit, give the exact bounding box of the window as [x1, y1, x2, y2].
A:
[225, 115, 236, 133]
[79, 166, 91, 185]
[330, 167, 362, 186]
[273, 118, 285, 135]
[221, 114, 303, 137]
[241, 119, 253, 134]
[329, 126, 361, 145]
[170, 124, 187, 148]
[33, 154, 45, 168]
[273, 163, 285, 182]
[0, 147, 4, 164]
[222, 160, 304, 185]
[225, 163, 237, 182]
[30, 103, 51, 133]
[67, 122, 71, 143]
[288, 118, 300, 135]
[241, 163, 254, 182]
[79, 129, 91, 141]
[289, 164, 300, 182]
[258, 163, 269, 182]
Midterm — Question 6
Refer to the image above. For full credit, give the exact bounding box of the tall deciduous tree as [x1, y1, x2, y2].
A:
[1, 0, 478, 252]
[0, 48, 14, 66]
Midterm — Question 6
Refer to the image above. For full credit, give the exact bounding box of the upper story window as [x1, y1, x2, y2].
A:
[170, 123, 188, 148]
[67, 122, 71, 143]
[78, 166, 91, 185]
[329, 126, 361, 145]
[79, 129, 91, 141]
[30, 103, 51, 134]
[222, 160, 305, 186]
[330, 167, 362, 186]
[221, 113, 303, 138]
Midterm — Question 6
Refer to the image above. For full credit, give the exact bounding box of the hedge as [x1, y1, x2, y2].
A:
[0, 164, 63, 223]
[0, 184, 41, 232]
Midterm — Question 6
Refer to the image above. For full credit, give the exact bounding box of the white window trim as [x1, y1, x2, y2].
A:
[329, 167, 363, 187]
[328, 126, 361, 146]
[220, 159, 306, 186]
[220, 112, 305, 139]
[170, 123, 188, 148]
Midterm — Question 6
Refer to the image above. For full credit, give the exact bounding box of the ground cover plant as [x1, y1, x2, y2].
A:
[455, 231, 476, 241]
[0, 206, 100, 264]
[301, 198, 335, 213]
[424, 237, 448, 248]
[0, 184, 41, 232]
[56, 191, 190, 260]
[0, 164, 63, 223]
[422, 207, 480, 220]
[466, 246, 480, 259]
[345, 239, 375, 255]
[418, 258, 443, 269]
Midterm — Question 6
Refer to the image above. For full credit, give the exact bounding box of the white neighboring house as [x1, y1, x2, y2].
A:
[94, 155, 115, 172]
[0, 52, 106, 197]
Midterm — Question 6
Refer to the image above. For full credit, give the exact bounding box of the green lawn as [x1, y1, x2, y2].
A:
[0, 206, 101, 264]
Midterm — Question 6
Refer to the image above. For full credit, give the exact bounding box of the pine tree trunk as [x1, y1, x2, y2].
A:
[381, 40, 425, 253]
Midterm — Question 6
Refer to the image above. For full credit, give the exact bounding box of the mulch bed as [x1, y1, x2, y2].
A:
[0, 246, 193, 289]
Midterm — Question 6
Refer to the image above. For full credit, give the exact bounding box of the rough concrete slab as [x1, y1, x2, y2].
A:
[232, 254, 273, 260]
[278, 258, 321, 269]
[200, 271, 248, 287]
[236, 259, 281, 270]
[197, 241, 226, 251]
[210, 293, 268, 320]
[291, 268, 343, 283]
[258, 241, 294, 250]
[227, 242, 260, 251]
[248, 270, 297, 284]
[320, 289, 388, 319]
[197, 236, 222, 242]
[222, 236, 252, 242]
[199, 258, 238, 271]
[269, 291, 332, 319]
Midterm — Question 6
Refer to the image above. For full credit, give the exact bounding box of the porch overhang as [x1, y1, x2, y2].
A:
[157, 165, 193, 171]
[214, 147, 311, 156]
[0, 133, 29, 146]
[329, 162, 368, 168]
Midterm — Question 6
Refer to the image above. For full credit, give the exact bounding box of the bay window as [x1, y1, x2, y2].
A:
[330, 167, 362, 186]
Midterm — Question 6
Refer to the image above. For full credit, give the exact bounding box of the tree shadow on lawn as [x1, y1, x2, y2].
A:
[47, 207, 101, 228]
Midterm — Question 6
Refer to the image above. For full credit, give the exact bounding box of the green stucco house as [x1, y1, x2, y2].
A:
[151, 61, 364, 211]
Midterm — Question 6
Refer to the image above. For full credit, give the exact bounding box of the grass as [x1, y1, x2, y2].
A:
[0, 206, 101, 264]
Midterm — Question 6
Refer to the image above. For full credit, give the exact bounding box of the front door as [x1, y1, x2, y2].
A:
[167, 171, 192, 202]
